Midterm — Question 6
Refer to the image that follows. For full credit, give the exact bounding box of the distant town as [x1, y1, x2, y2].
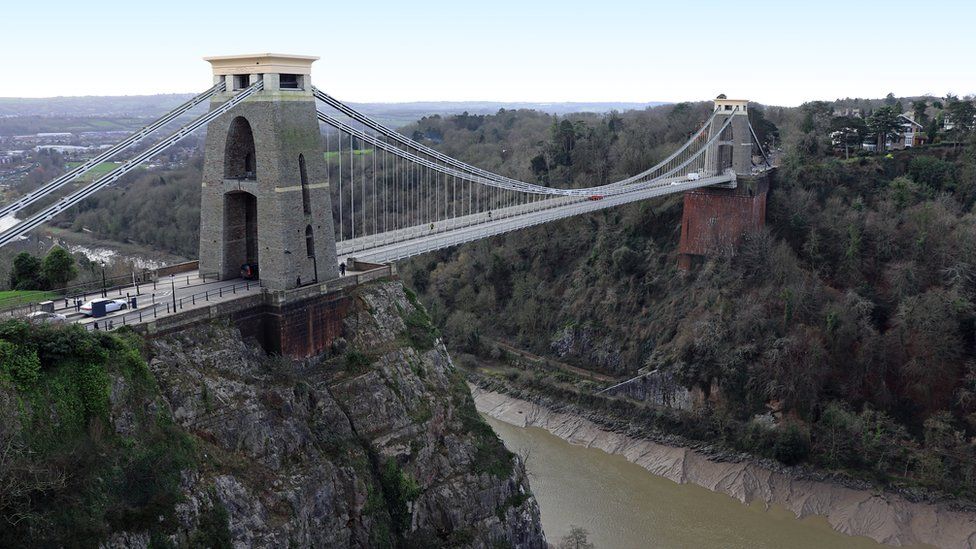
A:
[828, 93, 975, 153]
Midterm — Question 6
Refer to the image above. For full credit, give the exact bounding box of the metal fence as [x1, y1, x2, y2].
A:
[84, 278, 261, 332]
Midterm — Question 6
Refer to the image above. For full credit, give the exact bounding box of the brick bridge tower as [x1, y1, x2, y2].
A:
[678, 96, 770, 269]
[198, 54, 339, 290]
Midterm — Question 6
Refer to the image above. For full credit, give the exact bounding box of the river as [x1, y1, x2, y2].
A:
[484, 415, 890, 549]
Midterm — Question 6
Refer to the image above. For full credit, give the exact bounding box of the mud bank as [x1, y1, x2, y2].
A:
[473, 386, 976, 548]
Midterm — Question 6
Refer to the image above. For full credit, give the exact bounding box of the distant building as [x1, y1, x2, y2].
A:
[898, 114, 925, 148]
[34, 144, 89, 154]
[860, 114, 926, 151]
[943, 111, 976, 132]
[0, 150, 27, 164]
[833, 107, 863, 119]
[34, 132, 73, 144]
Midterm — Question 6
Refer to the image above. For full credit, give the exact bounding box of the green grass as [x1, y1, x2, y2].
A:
[66, 161, 120, 182]
[324, 149, 374, 160]
[0, 290, 58, 309]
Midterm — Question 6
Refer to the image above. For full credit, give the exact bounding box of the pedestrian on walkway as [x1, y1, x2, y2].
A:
[340, 262, 347, 276]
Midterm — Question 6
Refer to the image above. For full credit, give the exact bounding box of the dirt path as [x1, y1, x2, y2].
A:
[484, 337, 621, 383]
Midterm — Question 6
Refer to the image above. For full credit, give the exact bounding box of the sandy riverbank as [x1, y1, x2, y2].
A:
[472, 386, 976, 548]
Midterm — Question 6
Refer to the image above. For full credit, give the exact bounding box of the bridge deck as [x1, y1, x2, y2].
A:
[49, 272, 263, 330]
[343, 174, 734, 263]
[17, 264, 379, 332]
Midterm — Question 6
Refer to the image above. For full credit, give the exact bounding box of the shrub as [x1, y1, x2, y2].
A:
[379, 458, 422, 537]
[344, 350, 372, 374]
[611, 245, 642, 275]
[773, 423, 811, 465]
[404, 308, 438, 351]
[0, 340, 40, 387]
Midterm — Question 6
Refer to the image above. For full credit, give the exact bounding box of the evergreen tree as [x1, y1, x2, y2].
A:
[9, 252, 44, 290]
[40, 247, 77, 290]
[867, 106, 904, 152]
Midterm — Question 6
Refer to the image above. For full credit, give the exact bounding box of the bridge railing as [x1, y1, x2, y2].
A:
[83, 262, 397, 332]
[336, 195, 582, 256]
[350, 174, 734, 263]
[84, 277, 263, 332]
[0, 261, 204, 317]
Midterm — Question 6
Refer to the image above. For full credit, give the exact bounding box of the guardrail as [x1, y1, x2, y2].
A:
[85, 278, 262, 332]
[0, 261, 203, 316]
[2, 268, 222, 319]
[14, 262, 396, 333]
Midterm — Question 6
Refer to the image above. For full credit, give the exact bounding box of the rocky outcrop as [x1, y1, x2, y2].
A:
[474, 387, 976, 548]
[129, 280, 544, 548]
[550, 323, 622, 372]
[597, 368, 693, 410]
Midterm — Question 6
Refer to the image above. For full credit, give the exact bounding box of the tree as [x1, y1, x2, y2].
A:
[830, 116, 867, 159]
[9, 252, 44, 290]
[945, 96, 975, 145]
[773, 423, 811, 465]
[866, 106, 904, 152]
[799, 101, 833, 135]
[911, 99, 929, 125]
[749, 107, 780, 152]
[40, 247, 77, 290]
[559, 526, 594, 549]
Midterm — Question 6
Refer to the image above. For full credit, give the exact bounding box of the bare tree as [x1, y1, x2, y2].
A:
[558, 525, 595, 549]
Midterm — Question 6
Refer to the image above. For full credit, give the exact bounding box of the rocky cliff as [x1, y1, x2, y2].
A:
[0, 280, 545, 548]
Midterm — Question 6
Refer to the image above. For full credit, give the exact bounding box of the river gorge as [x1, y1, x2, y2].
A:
[473, 386, 976, 548]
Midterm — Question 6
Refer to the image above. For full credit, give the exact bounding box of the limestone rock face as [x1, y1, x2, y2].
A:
[550, 323, 622, 372]
[140, 280, 545, 548]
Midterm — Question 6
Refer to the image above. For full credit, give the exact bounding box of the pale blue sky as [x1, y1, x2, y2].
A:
[2, 0, 973, 106]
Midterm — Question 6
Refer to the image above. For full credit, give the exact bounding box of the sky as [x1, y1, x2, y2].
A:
[2, 0, 974, 107]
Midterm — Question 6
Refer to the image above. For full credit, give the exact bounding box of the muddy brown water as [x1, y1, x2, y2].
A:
[485, 415, 889, 549]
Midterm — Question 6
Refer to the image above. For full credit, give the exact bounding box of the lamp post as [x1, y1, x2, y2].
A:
[101, 262, 106, 298]
[170, 275, 176, 313]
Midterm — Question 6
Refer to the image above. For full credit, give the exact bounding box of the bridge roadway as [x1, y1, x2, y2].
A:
[339, 174, 734, 263]
[27, 271, 261, 331]
[28, 266, 373, 332]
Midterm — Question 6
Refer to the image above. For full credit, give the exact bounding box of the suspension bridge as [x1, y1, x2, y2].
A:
[0, 54, 771, 347]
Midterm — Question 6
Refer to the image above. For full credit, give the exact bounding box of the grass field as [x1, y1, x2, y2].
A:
[66, 161, 120, 182]
[0, 290, 58, 310]
[324, 149, 374, 160]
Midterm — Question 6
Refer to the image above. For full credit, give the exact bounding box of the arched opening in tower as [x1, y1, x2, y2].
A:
[224, 116, 257, 179]
[299, 153, 311, 215]
[720, 123, 734, 141]
[717, 144, 734, 173]
[223, 191, 259, 275]
[305, 224, 315, 257]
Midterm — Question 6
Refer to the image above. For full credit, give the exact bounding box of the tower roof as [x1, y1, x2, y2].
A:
[204, 53, 319, 76]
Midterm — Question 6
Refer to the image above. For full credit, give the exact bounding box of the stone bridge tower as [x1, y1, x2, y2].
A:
[678, 96, 771, 270]
[704, 96, 752, 178]
[198, 53, 339, 291]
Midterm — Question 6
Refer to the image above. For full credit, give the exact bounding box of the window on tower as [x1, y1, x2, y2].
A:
[279, 74, 302, 90]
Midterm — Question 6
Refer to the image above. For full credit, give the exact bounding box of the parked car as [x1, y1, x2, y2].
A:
[26, 311, 68, 324]
[80, 299, 127, 316]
